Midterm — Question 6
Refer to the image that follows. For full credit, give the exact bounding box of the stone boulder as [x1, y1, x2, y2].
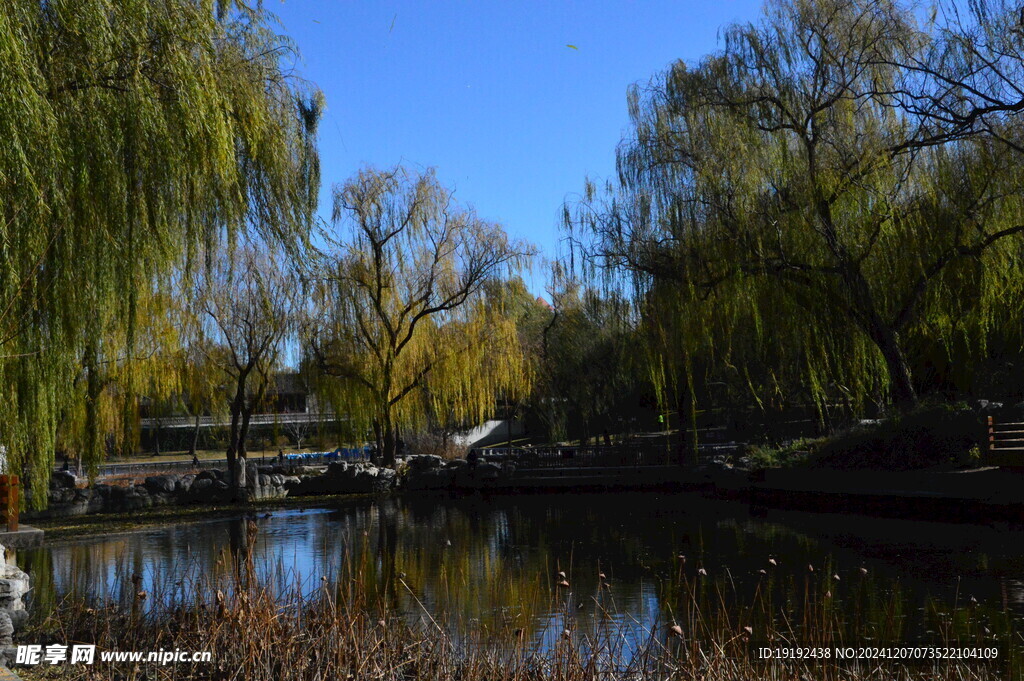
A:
[143, 474, 180, 495]
[285, 461, 396, 496]
[245, 462, 290, 501]
[49, 471, 78, 490]
[194, 469, 222, 484]
[0, 547, 30, 646]
[190, 478, 214, 496]
[475, 461, 502, 479]
[406, 455, 444, 472]
[404, 467, 454, 490]
[176, 475, 195, 494]
[403, 456, 519, 490]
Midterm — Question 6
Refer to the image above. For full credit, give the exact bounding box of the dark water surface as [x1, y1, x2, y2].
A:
[17, 492, 1024, 649]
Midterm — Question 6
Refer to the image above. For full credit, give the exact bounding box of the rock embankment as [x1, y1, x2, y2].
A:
[285, 461, 396, 496]
[402, 454, 514, 490]
[0, 543, 30, 661]
[29, 461, 399, 519]
[32, 467, 289, 519]
[27, 455, 513, 520]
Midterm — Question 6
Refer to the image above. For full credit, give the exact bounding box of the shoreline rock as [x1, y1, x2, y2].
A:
[402, 455, 514, 490]
[0, 543, 30, 663]
[26, 460, 400, 520]
[26, 454, 523, 521]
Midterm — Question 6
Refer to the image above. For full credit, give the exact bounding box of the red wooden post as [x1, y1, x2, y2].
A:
[0, 476, 18, 532]
[988, 416, 995, 457]
[0, 476, 7, 530]
[9, 475, 18, 532]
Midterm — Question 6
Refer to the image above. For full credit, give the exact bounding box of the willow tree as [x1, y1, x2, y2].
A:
[199, 244, 297, 492]
[533, 267, 640, 444]
[175, 296, 230, 461]
[55, 286, 185, 475]
[306, 166, 534, 466]
[568, 0, 1024, 416]
[885, 0, 1024, 152]
[0, 0, 320, 502]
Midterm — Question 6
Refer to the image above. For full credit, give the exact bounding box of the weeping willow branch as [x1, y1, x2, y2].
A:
[0, 0, 321, 505]
[305, 166, 535, 466]
[564, 0, 1024, 424]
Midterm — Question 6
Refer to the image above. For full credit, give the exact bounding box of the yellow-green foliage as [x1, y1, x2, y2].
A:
[308, 167, 534, 460]
[535, 265, 639, 441]
[0, 1, 320, 504]
[567, 0, 1024, 419]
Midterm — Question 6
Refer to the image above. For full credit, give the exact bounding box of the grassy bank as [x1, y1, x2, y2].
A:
[14, 521, 1018, 681]
[744, 403, 989, 471]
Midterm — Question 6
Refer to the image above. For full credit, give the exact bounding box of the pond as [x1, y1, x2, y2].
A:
[16, 492, 1024, 655]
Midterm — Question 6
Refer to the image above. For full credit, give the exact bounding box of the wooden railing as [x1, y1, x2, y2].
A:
[986, 417, 1024, 467]
[0, 475, 19, 531]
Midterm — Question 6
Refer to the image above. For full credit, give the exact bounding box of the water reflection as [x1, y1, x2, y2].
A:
[18, 492, 1024, 649]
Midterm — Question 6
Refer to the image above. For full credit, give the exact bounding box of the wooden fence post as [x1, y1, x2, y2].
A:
[988, 416, 995, 457]
[0, 476, 18, 532]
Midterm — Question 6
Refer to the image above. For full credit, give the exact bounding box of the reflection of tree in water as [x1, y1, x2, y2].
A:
[16, 493, 1024, 649]
[19, 549, 55, 616]
[1005, 580, 1024, 607]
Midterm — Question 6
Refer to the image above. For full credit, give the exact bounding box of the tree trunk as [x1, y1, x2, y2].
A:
[226, 368, 253, 491]
[863, 316, 917, 409]
[190, 412, 200, 456]
[84, 342, 100, 473]
[232, 404, 252, 497]
[226, 407, 239, 488]
[381, 424, 397, 468]
[226, 385, 244, 489]
[239, 406, 251, 462]
[879, 336, 917, 409]
[814, 185, 919, 412]
[371, 419, 383, 465]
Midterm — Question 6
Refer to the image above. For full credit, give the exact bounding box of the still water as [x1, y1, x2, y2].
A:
[16, 492, 1024, 648]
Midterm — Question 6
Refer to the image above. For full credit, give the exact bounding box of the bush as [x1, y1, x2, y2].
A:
[744, 437, 823, 470]
[808, 403, 983, 470]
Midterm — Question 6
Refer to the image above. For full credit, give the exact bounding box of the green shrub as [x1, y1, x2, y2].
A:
[808, 402, 983, 470]
[745, 437, 823, 470]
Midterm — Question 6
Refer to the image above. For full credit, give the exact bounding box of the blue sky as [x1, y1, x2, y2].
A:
[271, 0, 764, 292]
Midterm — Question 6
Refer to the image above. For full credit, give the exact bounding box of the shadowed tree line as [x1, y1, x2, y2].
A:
[564, 0, 1024, 434]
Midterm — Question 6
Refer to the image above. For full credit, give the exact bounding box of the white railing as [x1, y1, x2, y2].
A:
[139, 411, 343, 429]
